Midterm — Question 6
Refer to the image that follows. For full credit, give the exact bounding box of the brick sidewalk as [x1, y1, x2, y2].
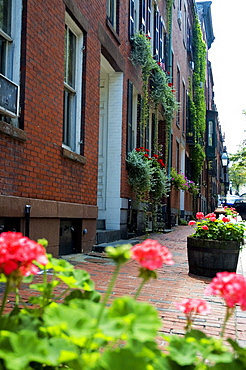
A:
[2, 226, 246, 346]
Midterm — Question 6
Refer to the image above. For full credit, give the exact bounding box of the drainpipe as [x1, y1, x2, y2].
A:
[25, 205, 31, 237]
[166, 1, 173, 230]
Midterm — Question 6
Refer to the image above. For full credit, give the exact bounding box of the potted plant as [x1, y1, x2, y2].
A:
[187, 210, 246, 278]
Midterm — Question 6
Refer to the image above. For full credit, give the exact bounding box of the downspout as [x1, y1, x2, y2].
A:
[166, 0, 173, 230]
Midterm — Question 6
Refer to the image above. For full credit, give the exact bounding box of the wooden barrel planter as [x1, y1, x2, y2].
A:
[187, 236, 241, 278]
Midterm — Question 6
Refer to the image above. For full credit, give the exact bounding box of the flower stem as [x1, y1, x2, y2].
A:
[220, 306, 234, 338]
[134, 278, 147, 300]
[96, 264, 121, 325]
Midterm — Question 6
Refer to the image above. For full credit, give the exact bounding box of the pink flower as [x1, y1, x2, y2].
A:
[176, 298, 210, 316]
[196, 212, 204, 220]
[209, 217, 217, 222]
[201, 225, 209, 230]
[0, 232, 48, 277]
[131, 239, 174, 270]
[188, 220, 196, 226]
[205, 272, 246, 310]
[222, 217, 230, 223]
[205, 213, 216, 218]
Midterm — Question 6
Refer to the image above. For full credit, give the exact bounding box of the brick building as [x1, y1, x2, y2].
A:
[0, 0, 226, 255]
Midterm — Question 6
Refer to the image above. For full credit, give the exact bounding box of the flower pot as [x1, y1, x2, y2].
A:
[187, 237, 241, 278]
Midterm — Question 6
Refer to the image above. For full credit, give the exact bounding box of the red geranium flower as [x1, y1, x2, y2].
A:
[201, 225, 209, 230]
[205, 272, 246, 310]
[131, 239, 174, 270]
[196, 212, 204, 220]
[0, 232, 48, 277]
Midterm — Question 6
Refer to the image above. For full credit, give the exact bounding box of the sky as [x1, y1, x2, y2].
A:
[207, 0, 246, 155]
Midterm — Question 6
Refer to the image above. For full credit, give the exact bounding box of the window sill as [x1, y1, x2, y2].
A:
[106, 18, 121, 44]
[62, 146, 86, 165]
[0, 121, 26, 141]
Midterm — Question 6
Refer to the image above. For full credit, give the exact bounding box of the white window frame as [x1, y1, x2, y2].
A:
[107, 0, 117, 31]
[0, 0, 22, 124]
[63, 13, 83, 154]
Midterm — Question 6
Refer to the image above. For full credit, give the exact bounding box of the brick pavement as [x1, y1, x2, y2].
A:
[2, 225, 246, 346]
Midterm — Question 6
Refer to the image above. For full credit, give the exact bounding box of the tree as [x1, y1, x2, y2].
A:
[228, 162, 246, 194]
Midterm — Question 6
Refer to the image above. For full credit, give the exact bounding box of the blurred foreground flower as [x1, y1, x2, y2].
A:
[131, 238, 174, 270]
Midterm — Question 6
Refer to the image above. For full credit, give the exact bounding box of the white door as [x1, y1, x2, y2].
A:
[97, 74, 108, 218]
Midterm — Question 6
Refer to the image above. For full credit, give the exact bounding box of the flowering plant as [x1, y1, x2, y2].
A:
[1, 232, 246, 369]
[170, 167, 188, 191]
[188, 211, 246, 242]
[170, 168, 198, 194]
[224, 206, 238, 218]
[126, 147, 170, 201]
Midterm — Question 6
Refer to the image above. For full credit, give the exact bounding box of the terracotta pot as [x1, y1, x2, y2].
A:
[187, 236, 241, 278]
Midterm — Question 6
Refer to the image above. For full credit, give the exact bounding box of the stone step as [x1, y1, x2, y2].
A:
[96, 229, 121, 245]
[93, 238, 140, 253]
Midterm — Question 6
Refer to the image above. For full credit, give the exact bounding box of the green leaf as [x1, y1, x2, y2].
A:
[0, 330, 60, 370]
[166, 336, 198, 366]
[56, 269, 95, 291]
[109, 296, 161, 342]
[99, 348, 151, 370]
[64, 289, 101, 303]
[105, 244, 132, 265]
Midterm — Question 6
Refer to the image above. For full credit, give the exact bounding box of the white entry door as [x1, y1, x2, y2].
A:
[97, 74, 108, 217]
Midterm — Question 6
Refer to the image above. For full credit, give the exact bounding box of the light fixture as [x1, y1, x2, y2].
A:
[221, 151, 229, 167]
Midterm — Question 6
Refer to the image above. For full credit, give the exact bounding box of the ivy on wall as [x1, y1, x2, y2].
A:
[130, 32, 178, 155]
[189, 15, 207, 183]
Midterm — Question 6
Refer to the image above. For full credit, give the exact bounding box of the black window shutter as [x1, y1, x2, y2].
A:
[127, 80, 133, 153]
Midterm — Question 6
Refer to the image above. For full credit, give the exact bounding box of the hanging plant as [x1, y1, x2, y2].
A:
[150, 155, 170, 202]
[126, 148, 170, 203]
[126, 148, 152, 201]
[170, 168, 189, 191]
[130, 32, 153, 69]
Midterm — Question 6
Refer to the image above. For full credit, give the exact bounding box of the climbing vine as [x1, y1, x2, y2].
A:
[188, 15, 207, 183]
[130, 32, 178, 155]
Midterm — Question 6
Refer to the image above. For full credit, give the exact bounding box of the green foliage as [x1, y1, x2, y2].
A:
[192, 15, 206, 138]
[228, 162, 246, 194]
[126, 148, 170, 202]
[130, 32, 178, 148]
[190, 143, 205, 184]
[150, 158, 170, 202]
[191, 219, 246, 242]
[1, 241, 246, 369]
[187, 16, 206, 183]
[170, 168, 188, 191]
[130, 32, 153, 69]
[126, 150, 152, 200]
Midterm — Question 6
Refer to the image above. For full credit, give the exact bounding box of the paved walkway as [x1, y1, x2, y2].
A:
[3, 226, 246, 346]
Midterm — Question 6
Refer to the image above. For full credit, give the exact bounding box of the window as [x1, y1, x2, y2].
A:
[146, 0, 152, 37]
[208, 120, 214, 146]
[176, 140, 180, 173]
[136, 94, 151, 151]
[176, 66, 181, 127]
[182, 81, 186, 134]
[129, 0, 139, 38]
[107, 0, 119, 32]
[0, 0, 22, 125]
[63, 14, 83, 154]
